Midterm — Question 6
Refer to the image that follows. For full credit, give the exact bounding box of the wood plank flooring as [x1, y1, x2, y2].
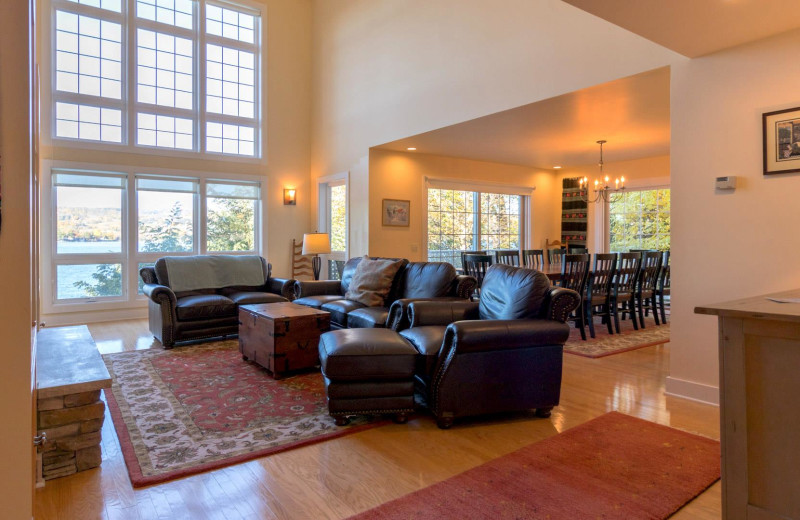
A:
[34, 319, 721, 519]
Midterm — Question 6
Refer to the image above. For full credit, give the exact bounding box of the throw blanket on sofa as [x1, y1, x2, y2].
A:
[164, 255, 265, 292]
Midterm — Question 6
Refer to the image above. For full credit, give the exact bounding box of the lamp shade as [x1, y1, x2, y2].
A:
[302, 233, 331, 255]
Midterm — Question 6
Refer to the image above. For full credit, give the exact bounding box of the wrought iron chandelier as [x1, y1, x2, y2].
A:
[579, 140, 626, 203]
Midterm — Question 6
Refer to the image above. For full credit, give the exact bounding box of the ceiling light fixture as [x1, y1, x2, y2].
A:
[553, 166, 562, 169]
[407, 147, 417, 151]
[579, 140, 625, 204]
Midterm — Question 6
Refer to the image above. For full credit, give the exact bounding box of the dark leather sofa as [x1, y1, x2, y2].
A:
[293, 257, 477, 330]
[141, 255, 294, 348]
[398, 264, 580, 428]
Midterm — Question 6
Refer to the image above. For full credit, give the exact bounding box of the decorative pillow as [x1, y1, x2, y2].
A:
[344, 256, 405, 307]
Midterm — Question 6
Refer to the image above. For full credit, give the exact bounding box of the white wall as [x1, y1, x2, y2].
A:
[669, 29, 800, 403]
[0, 0, 35, 517]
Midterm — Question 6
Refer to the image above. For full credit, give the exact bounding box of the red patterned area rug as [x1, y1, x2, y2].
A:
[564, 316, 670, 358]
[350, 412, 720, 520]
[103, 340, 383, 488]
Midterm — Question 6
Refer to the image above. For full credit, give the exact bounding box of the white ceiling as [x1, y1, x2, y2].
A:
[375, 67, 671, 170]
[563, 0, 800, 58]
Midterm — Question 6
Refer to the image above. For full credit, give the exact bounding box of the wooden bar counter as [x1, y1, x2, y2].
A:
[696, 289, 800, 520]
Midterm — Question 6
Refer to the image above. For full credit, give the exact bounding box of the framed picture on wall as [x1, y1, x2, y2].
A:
[382, 199, 410, 227]
[763, 106, 800, 175]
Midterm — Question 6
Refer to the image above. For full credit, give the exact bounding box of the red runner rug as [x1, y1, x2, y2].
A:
[104, 340, 385, 487]
[564, 316, 670, 358]
[349, 412, 720, 519]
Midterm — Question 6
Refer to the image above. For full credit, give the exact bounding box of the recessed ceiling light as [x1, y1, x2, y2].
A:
[407, 147, 417, 151]
[553, 166, 562, 169]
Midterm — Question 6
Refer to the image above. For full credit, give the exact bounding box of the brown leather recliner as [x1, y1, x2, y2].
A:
[141, 255, 294, 348]
[399, 264, 580, 428]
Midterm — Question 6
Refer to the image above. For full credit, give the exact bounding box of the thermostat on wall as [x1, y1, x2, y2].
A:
[715, 176, 737, 190]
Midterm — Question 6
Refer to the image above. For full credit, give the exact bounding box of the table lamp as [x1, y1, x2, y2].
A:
[302, 232, 331, 280]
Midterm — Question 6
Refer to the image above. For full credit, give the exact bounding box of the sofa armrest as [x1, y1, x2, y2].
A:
[142, 283, 177, 306]
[388, 297, 469, 331]
[541, 287, 581, 323]
[407, 301, 480, 328]
[452, 275, 478, 299]
[442, 319, 570, 356]
[268, 277, 296, 300]
[293, 280, 343, 299]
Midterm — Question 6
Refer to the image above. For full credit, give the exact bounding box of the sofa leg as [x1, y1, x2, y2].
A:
[436, 417, 454, 429]
[535, 407, 553, 418]
[393, 413, 409, 424]
[334, 416, 350, 426]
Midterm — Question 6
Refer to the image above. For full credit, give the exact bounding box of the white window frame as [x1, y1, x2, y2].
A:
[44, 0, 265, 162]
[41, 160, 266, 317]
[317, 171, 349, 280]
[423, 177, 534, 265]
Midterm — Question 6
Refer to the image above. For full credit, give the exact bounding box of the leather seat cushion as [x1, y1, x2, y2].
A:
[293, 295, 344, 309]
[399, 326, 446, 378]
[321, 299, 367, 327]
[176, 294, 237, 321]
[220, 290, 286, 305]
[319, 328, 417, 381]
[347, 307, 389, 329]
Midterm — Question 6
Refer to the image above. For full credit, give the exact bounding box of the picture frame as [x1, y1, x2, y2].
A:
[382, 199, 410, 227]
[763, 106, 800, 175]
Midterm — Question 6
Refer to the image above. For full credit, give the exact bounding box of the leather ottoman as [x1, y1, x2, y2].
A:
[318, 328, 417, 425]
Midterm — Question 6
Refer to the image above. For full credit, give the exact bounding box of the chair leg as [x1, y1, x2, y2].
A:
[577, 304, 587, 340]
[651, 294, 661, 325]
[605, 304, 614, 335]
[638, 295, 647, 329]
[612, 301, 621, 334]
[586, 303, 596, 339]
[659, 294, 668, 323]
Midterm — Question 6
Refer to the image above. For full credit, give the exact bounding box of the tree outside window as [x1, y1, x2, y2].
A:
[609, 188, 670, 252]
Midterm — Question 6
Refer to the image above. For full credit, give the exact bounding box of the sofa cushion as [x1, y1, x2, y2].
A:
[399, 326, 446, 378]
[401, 262, 457, 298]
[176, 294, 237, 321]
[345, 256, 405, 306]
[347, 307, 390, 329]
[220, 290, 286, 305]
[319, 329, 417, 381]
[321, 299, 367, 327]
[294, 294, 344, 309]
[479, 264, 551, 320]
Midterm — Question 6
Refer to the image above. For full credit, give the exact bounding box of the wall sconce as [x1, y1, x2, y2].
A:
[284, 188, 297, 205]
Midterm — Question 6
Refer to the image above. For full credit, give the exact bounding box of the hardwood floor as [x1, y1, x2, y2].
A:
[34, 319, 721, 519]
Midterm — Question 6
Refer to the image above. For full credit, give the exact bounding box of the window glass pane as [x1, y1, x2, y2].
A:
[56, 184, 123, 254]
[137, 262, 155, 294]
[137, 0, 193, 29]
[56, 11, 122, 99]
[205, 121, 255, 156]
[66, 0, 122, 13]
[137, 29, 194, 110]
[206, 197, 256, 251]
[136, 113, 193, 149]
[206, 181, 259, 199]
[479, 193, 520, 250]
[206, 44, 255, 119]
[329, 184, 346, 252]
[56, 102, 123, 143]
[137, 188, 194, 253]
[427, 188, 475, 267]
[57, 263, 123, 299]
[206, 4, 256, 43]
[609, 188, 671, 252]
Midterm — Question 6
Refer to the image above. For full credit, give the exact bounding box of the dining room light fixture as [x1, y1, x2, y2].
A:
[579, 140, 625, 204]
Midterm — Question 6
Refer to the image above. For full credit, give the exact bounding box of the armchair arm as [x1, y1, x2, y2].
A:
[452, 275, 478, 299]
[541, 287, 581, 323]
[388, 297, 467, 331]
[442, 319, 570, 355]
[407, 301, 480, 328]
[293, 280, 343, 299]
[142, 283, 177, 307]
[267, 277, 296, 300]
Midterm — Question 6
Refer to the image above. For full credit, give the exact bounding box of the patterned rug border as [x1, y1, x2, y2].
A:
[104, 345, 389, 488]
[564, 322, 670, 359]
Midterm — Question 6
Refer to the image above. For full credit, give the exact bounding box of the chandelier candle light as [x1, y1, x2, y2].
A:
[579, 140, 626, 203]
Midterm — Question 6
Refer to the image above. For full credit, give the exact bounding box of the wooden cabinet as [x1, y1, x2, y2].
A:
[696, 290, 800, 520]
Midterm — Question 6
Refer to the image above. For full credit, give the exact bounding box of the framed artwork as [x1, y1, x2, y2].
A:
[382, 199, 410, 227]
[763, 107, 800, 175]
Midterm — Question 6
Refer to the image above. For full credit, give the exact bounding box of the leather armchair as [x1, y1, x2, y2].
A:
[399, 264, 580, 428]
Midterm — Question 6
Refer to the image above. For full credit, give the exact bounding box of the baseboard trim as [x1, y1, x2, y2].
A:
[665, 376, 720, 406]
[41, 307, 148, 327]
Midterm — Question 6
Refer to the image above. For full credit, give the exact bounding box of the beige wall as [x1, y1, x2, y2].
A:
[368, 149, 557, 259]
[669, 29, 800, 403]
[40, 0, 312, 282]
[310, 0, 683, 179]
[556, 155, 670, 252]
[0, 0, 35, 517]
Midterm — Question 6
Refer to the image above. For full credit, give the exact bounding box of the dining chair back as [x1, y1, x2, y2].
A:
[463, 254, 494, 298]
[560, 253, 591, 340]
[585, 253, 617, 338]
[635, 251, 663, 328]
[548, 248, 565, 267]
[567, 246, 588, 254]
[459, 250, 487, 271]
[656, 250, 671, 324]
[494, 249, 521, 266]
[612, 252, 642, 332]
[522, 249, 545, 270]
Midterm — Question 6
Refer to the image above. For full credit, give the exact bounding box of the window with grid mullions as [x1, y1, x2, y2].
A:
[51, 0, 261, 157]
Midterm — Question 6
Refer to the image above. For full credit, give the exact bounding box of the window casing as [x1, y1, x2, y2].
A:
[49, 0, 262, 158]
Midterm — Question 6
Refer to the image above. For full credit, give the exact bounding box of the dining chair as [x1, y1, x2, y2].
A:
[611, 252, 642, 333]
[462, 254, 493, 299]
[521, 249, 545, 270]
[459, 250, 487, 272]
[635, 251, 663, 328]
[560, 253, 591, 340]
[567, 246, 588, 254]
[547, 248, 565, 268]
[494, 249, 521, 266]
[655, 250, 671, 324]
[584, 253, 617, 338]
